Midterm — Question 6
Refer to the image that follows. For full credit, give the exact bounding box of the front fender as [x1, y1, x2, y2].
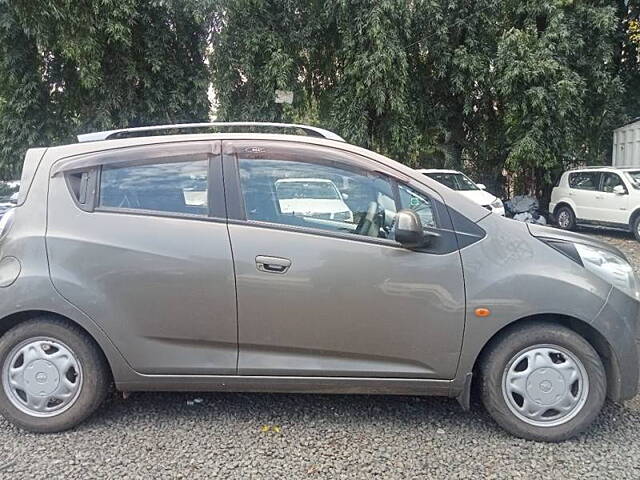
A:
[452, 214, 625, 394]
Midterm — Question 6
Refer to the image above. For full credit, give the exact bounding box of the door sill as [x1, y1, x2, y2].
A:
[116, 374, 452, 396]
[575, 220, 630, 233]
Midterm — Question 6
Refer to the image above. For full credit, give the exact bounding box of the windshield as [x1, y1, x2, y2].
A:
[276, 181, 341, 200]
[424, 172, 479, 191]
[625, 171, 640, 189]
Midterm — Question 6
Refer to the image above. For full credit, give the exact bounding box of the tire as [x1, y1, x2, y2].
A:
[0, 316, 110, 432]
[480, 322, 606, 442]
[555, 205, 575, 230]
[632, 215, 640, 242]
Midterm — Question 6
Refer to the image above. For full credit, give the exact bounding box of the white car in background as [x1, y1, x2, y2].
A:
[417, 169, 505, 216]
[275, 178, 354, 221]
[550, 166, 640, 241]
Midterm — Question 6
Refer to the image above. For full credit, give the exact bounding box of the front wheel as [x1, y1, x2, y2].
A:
[0, 317, 110, 432]
[480, 323, 606, 442]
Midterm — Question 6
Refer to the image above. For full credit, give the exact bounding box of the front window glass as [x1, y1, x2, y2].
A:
[100, 159, 209, 215]
[601, 173, 626, 193]
[398, 184, 436, 228]
[238, 155, 405, 239]
[424, 172, 478, 191]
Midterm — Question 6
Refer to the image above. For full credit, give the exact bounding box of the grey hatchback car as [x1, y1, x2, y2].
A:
[0, 122, 638, 441]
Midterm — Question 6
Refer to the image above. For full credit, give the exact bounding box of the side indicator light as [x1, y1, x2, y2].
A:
[475, 308, 491, 318]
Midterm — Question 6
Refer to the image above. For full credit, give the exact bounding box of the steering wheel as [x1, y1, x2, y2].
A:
[356, 201, 379, 236]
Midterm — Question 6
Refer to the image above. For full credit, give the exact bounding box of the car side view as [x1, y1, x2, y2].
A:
[0, 122, 638, 442]
[550, 166, 640, 240]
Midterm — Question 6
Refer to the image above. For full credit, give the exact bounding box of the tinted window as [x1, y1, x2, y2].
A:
[601, 173, 626, 193]
[238, 154, 435, 240]
[568, 172, 600, 190]
[99, 160, 209, 216]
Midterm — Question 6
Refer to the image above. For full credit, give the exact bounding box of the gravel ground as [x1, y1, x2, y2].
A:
[3, 230, 640, 479]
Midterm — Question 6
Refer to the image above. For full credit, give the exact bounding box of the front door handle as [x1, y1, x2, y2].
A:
[255, 255, 291, 274]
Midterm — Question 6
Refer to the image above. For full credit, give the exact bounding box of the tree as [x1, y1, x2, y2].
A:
[212, 0, 639, 203]
[0, 0, 213, 179]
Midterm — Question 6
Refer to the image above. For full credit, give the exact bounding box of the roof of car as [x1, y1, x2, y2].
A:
[566, 166, 640, 173]
[34, 129, 493, 224]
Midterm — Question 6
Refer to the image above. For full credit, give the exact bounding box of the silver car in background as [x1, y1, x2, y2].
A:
[0, 122, 637, 442]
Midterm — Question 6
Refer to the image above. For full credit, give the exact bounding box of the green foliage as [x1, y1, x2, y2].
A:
[0, 0, 212, 179]
[2, 0, 640, 203]
[213, 0, 640, 200]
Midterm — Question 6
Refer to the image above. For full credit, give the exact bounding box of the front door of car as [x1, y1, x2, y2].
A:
[592, 172, 629, 224]
[47, 141, 238, 375]
[223, 140, 466, 379]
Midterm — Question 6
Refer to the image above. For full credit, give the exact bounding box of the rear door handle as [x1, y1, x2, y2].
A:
[255, 256, 291, 274]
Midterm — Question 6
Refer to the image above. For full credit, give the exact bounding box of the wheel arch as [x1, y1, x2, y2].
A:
[553, 201, 575, 217]
[0, 310, 119, 383]
[471, 314, 621, 402]
[628, 207, 640, 229]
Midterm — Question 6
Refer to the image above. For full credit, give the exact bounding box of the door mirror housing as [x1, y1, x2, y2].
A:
[613, 184, 626, 195]
[476, 183, 487, 190]
[394, 210, 425, 248]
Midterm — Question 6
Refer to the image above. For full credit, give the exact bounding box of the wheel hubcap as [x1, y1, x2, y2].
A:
[2, 337, 83, 417]
[502, 345, 588, 427]
[558, 211, 570, 228]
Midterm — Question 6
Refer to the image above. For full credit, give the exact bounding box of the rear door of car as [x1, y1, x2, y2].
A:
[222, 139, 467, 379]
[46, 141, 239, 375]
[567, 171, 601, 221]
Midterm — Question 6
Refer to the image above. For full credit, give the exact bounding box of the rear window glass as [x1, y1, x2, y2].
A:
[568, 172, 600, 190]
[99, 159, 209, 216]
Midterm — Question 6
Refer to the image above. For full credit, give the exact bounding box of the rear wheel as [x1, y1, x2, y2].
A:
[480, 323, 606, 442]
[555, 206, 575, 230]
[0, 316, 110, 432]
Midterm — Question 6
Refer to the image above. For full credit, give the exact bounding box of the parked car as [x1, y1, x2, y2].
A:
[550, 166, 640, 240]
[274, 178, 354, 222]
[416, 169, 505, 216]
[0, 122, 638, 442]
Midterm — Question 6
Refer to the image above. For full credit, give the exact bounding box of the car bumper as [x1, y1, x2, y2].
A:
[592, 287, 640, 401]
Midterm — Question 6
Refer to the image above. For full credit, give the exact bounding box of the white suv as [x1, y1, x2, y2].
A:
[550, 167, 640, 240]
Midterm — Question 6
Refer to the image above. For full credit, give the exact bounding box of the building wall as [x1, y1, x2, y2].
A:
[613, 120, 640, 166]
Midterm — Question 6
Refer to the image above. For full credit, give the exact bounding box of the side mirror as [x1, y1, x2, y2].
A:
[394, 210, 425, 248]
[340, 192, 349, 200]
[613, 185, 626, 195]
[476, 183, 487, 190]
